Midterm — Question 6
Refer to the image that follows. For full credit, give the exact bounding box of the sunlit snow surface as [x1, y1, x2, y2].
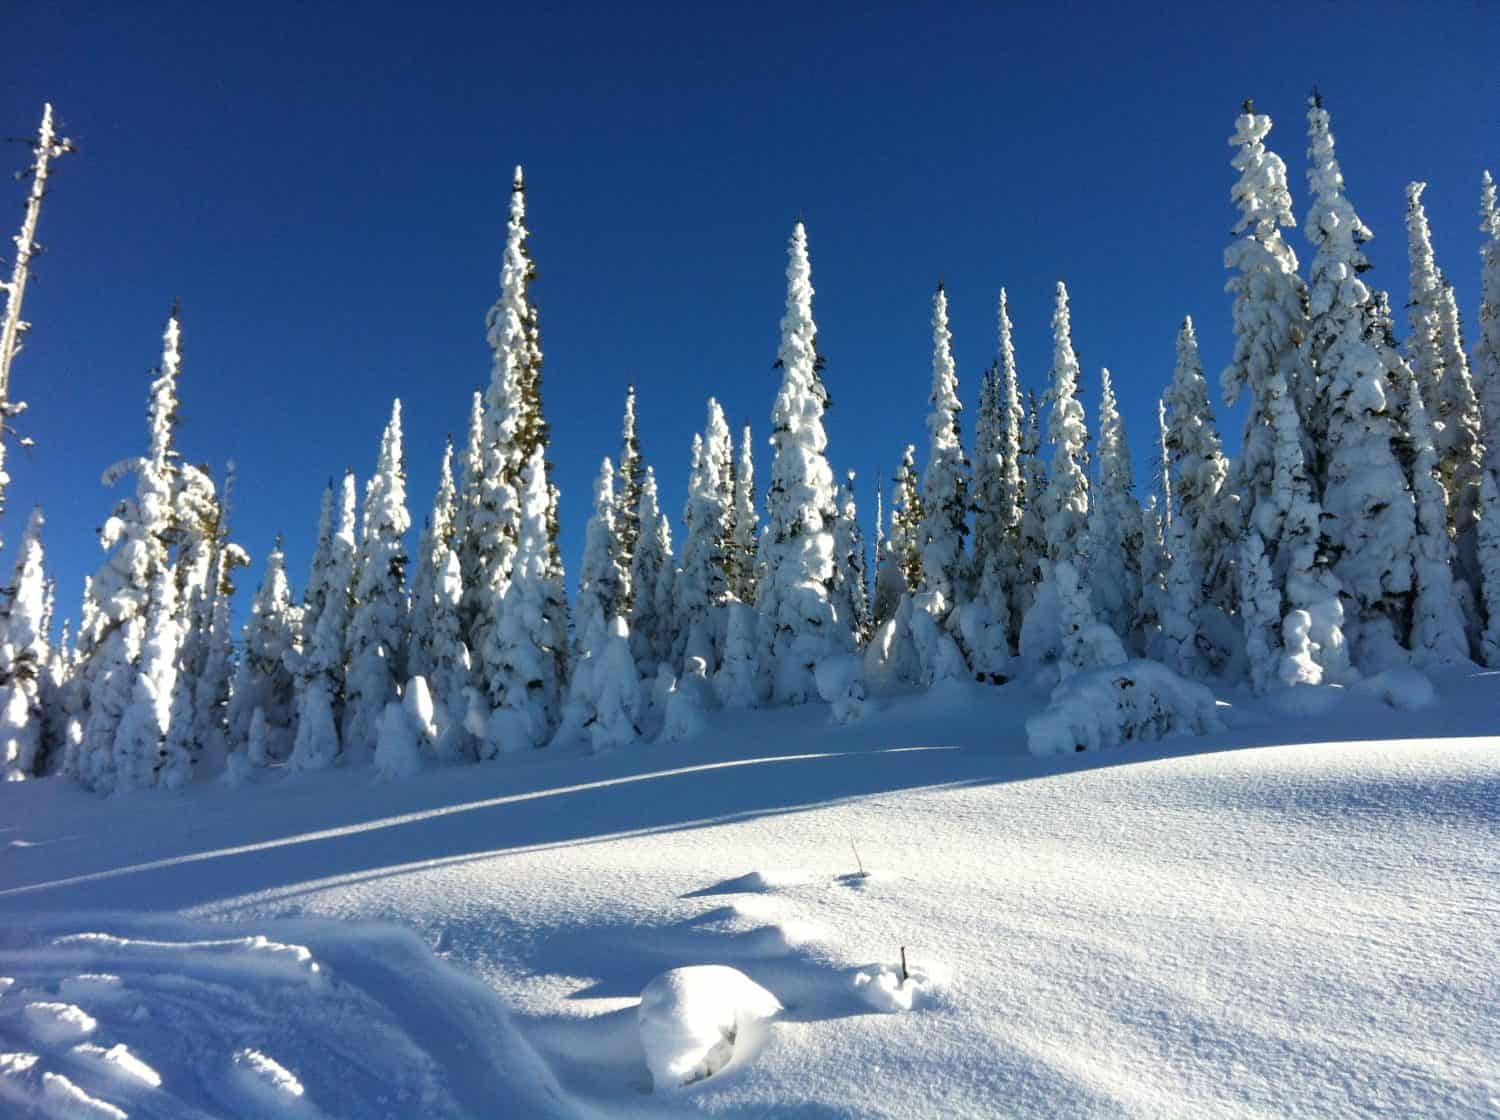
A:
[1, 669, 1497, 1117]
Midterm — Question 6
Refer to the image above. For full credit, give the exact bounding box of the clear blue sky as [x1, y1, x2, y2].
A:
[3, 1, 1495, 629]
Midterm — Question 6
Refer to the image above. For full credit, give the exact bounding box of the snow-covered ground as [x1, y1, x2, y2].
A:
[2, 670, 1498, 1117]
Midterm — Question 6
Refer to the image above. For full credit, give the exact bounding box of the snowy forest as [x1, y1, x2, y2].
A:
[3, 93, 1499, 792]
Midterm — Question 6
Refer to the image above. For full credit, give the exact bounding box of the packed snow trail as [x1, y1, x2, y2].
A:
[1, 671, 1498, 1116]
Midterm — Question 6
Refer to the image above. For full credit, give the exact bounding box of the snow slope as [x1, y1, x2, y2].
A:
[1, 670, 1497, 1117]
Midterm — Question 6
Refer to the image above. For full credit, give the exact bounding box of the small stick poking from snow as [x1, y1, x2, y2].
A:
[900, 947, 909, 984]
[850, 838, 866, 877]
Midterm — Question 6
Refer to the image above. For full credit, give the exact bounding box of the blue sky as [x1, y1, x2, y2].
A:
[3, 1, 1495, 628]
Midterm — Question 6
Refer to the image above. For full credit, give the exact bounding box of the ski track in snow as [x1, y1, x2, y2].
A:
[0, 669, 1497, 1116]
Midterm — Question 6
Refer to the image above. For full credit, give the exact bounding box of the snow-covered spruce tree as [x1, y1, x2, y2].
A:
[1163, 317, 1236, 619]
[628, 466, 676, 673]
[454, 389, 486, 644]
[189, 462, 246, 775]
[1476, 171, 1500, 666]
[912, 283, 988, 682]
[1088, 367, 1142, 644]
[1304, 95, 1415, 668]
[731, 424, 759, 604]
[78, 311, 184, 792]
[1014, 391, 1049, 636]
[288, 469, 357, 770]
[406, 440, 473, 762]
[1024, 282, 1121, 678]
[1406, 182, 1447, 419]
[0, 507, 49, 778]
[343, 399, 411, 756]
[226, 538, 298, 764]
[482, 446, 566, 752]
[971, 289, 1024, 654]
[111, 564, 181, 792]
[560, 458, 628, 743]
[756, 222, 854, 703]
[1405, 380, 1471, 666]
[831, 471, 871, 644]
[616, 385, 644, 611]
[1222, 102, 1311, 554]
[465, 168, 535, 694]
[891, 444, 924, 593]
[408, 437, 457, 683]
[676, 403, 733, 671]
[870, 480, 904, 630]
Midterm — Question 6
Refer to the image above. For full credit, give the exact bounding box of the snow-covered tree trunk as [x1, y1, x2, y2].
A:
[756, 223, 852, 703]
[343, 400, 411, 757]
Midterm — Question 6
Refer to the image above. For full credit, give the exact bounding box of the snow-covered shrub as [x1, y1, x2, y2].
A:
[374, 700, 423, 779]
[1026, 659, 1222, 756]
[637, 965, 782, 1091]
[1353, 668, 1436, 711]
[814, 654, 866, 724]
[589, 618, 643, 751]
[661, 657, 712, 742]
[714, 603, 761, 709]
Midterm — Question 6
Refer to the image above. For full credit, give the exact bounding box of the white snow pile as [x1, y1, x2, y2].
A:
[1354, 667, 1438, 711]
[853, 953, 950, 1013]
[637, 965, 782, 1092]
[1026, 658, 1222, 755]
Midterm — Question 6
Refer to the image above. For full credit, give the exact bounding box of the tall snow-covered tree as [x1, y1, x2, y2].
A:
[78, 311, 185, 792]
[408, 437, 458, 682]
[189, 461, 245, 773]
[1041, 282, 1090, 570]
[1014, 391, 1048, 635]
[1475, 171, 1500, 666]
[1164, 317, 1235, 616]
[0, 507, 49, 778]
[730, 424, 759, 604]
[891, 445, 923, 594]
[1405, 381, 1471, 666]
[1222, 102, 1311, 544]
[756, 222, 852, 703]
[628, 466, 676, 673]
[870, 479, 904, 630]
[344, 399, 411, 754]
[831, 471, 870, 644]
[227, 538, 298, 763]
[454, 389, 487, 644]
[482, 446, 566, 752]
[1304, 95, 1415, 667]
[574, 457, 626, 657]
[676, 402, 733, 670]
[972, 289, 1025, 652]
[616, 385, 644, 610]
[917, 283, 970, 609]
[1088, 367, 1142, 642]
[288, 469, 357, 770]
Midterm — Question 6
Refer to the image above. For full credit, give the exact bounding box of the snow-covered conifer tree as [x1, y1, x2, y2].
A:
[1222, 103, 1311, 545]
[1088, 368, 1142, 641]
[288, 470, 357, 770]
[189, 462, 245, 774]
[343, 400, 410, 755]
[891, 445, 923, 594]
[917, 283, 970, 609]
[1014, 392, 1048, 635]
[730, 425, 759, 604]
[408, 438, 457, 682]
[870, 481, 904, 630]
[628, 467, 676, 673]
[1304, 95, 1415, 666]
[1405, 381, 1471, 666]
[79, 312, 184, 791]
[1163, 317, 1235, 617]
[482, 446, 566, 751]
[561, 458, 632, 744]
[1475, 171, 1500, 666]
[227, 538, 298, 764]
[676, 403, 733, 670]
[1041, 283, 1090, 571]
[972, 289, 1025, 653]
[454, 390, 487, 643]
[616, 385, 644, 610]
[756, 222, 853, 702]
[0, 508, 49, 778]
[831, 472, 871, 644]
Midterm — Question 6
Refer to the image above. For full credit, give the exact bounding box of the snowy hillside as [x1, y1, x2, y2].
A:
[3, 669, 1497, 1118]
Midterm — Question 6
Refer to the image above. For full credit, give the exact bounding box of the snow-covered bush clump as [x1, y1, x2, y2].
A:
[637, 965, 782, 1091]
[661, 657, 713, 742]
[1353, 668, 1436, 712]
[373, 695, 424, 780]
[853, 956, 949, 1013]
[814, 654, 866, 724]
[1026, 659, 1222, 756]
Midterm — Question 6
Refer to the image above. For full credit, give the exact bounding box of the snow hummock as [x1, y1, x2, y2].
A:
[1026, 659, 1221, 755]
[637, 965, 782, 1091]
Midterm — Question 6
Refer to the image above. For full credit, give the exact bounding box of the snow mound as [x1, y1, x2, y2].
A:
[853, 955, 948, 1013]
[814, 655, 867, 724]
[637, 965, 782, 1091]
[1026, 659, 1221, 756]
[1354, 668, 1437, 711]
[41, 1070, 127, 1119]
[22, 1000, 97, 1043]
